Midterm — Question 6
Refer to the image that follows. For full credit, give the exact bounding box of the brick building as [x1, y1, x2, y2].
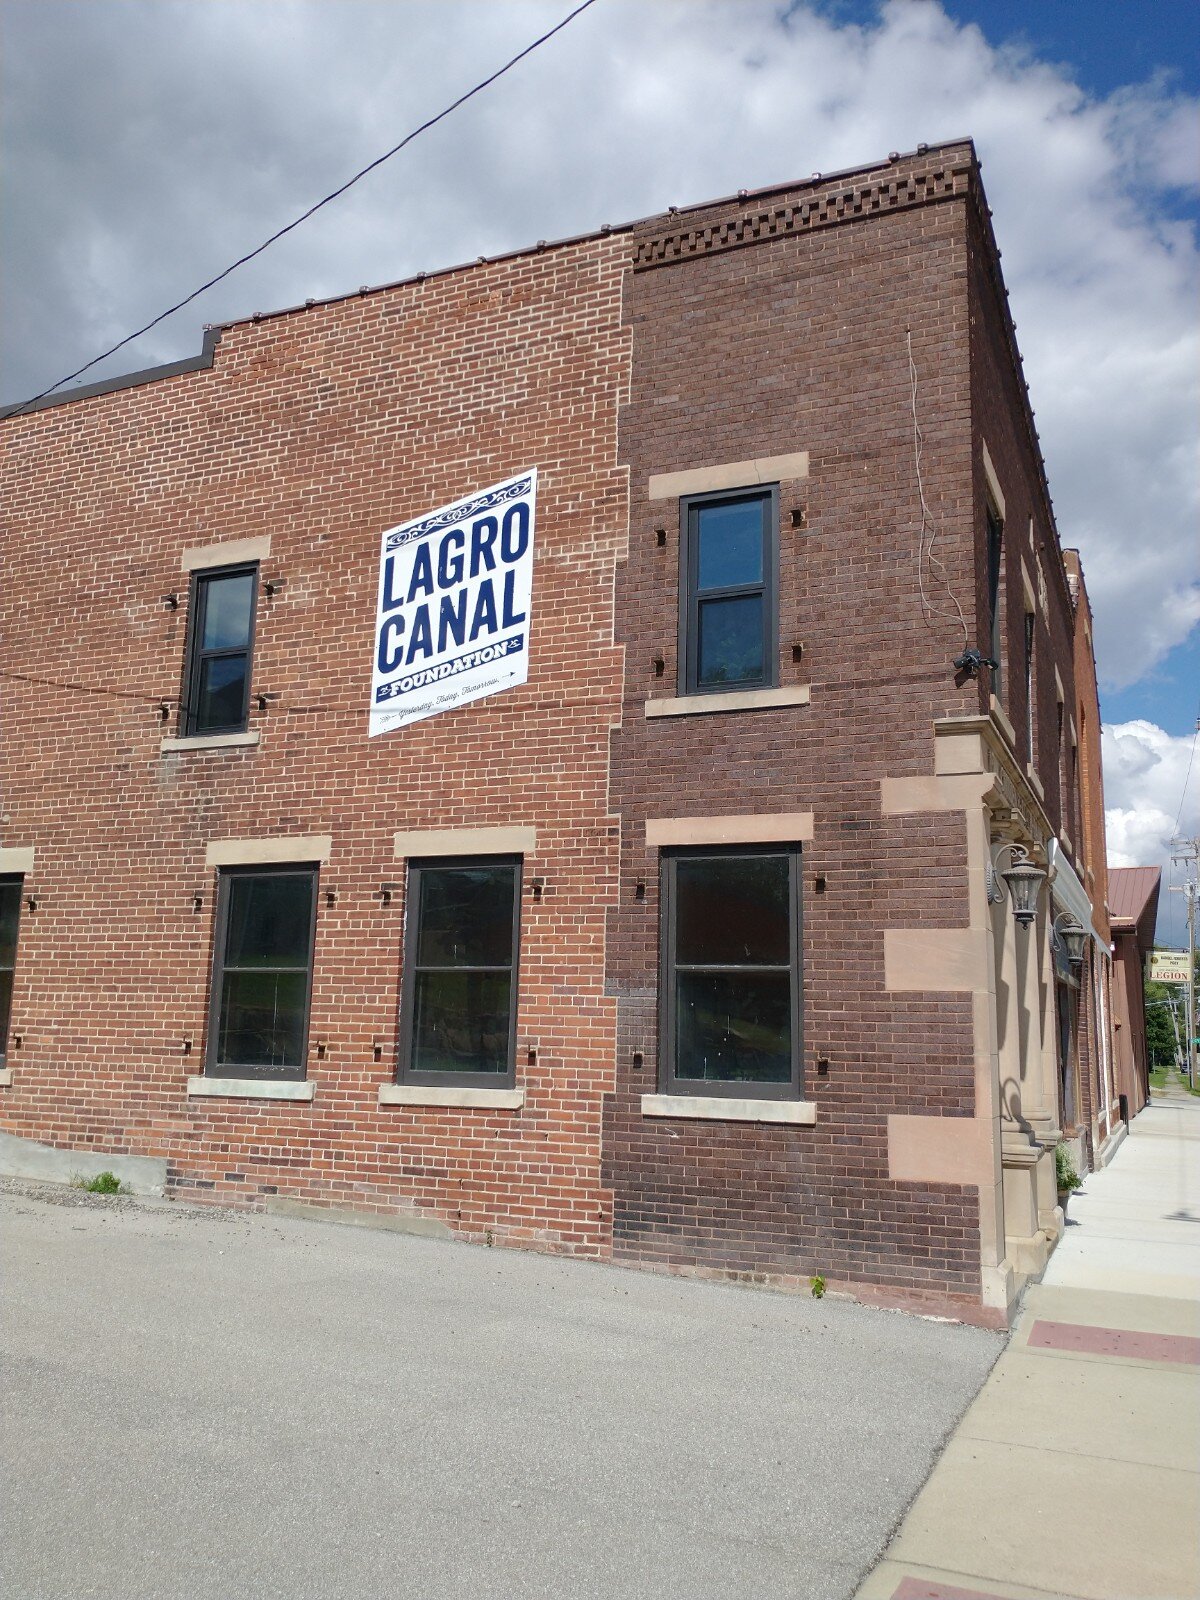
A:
[1108, 866, 1162, 1117]
[1, 139, 1114, 1323]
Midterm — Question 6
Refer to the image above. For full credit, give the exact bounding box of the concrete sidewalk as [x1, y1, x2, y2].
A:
[857, 1083, 1200, 1600]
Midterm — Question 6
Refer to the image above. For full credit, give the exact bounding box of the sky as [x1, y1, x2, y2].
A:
[2, 0, 1198, 939]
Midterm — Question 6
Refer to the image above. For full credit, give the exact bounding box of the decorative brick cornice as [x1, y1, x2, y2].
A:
[633, 160, 974, 272]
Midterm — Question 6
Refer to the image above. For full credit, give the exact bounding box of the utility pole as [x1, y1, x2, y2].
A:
[1170, 837, 1199, 1090]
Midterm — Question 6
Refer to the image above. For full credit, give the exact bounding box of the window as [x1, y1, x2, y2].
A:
[0, 878, 22, 1065]
[398, 858, 521, 1087]
[1023, 609, 1036, 765]
[206, 867, 316, 1079]
[986, 506, 1004, 701]
[182, 564, 258, 735]
[660, 847, 803, 1099]
[680, 488, 777, 694]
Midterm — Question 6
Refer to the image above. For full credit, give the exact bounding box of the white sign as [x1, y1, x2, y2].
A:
[1149, 951, 1191, 985]
[370, 469, 536, 737]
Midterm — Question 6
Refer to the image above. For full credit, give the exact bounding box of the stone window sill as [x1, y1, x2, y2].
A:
[378, 1084, 524, 1110]
[162, 731, 260, 754]
[641, 1093, 816, 1125]
[645, 685, 810, 720]
[187, 1076, 313, 1101]
[0, 1067, 12, 1087]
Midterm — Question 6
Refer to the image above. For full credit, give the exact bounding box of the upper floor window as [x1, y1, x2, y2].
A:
[398, 858, 522, 1087]
[0, 877, 22, 1066]
[1023, 609, 1036, 766]
[986, 506, 1004, 703]
[182, 564, 258, 736]
[206, 866, 317, 1080]
[680, 488, 777, 694]
[660, 846, 803, 1100]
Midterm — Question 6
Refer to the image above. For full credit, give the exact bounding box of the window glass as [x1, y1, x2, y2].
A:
[675, 855, 789, 965]
[664, 848, 801, 1095]
[683, 488, 775, 696]
[217, 969, 309, 1069]
[676, 970, 791, 1083]
[197, 657, 249, 732]
[208, 869, 315, 1077]
[402, 859, 520, 1083]
[0, 880, 20, 968]
[697, 595, 764, 687]
[696, 500, 764, 590]
[184, 564, 256, 736]
[416, 866, 515, 968]
[224, 874, 314, 968]
[412, 970, 513, 1076]
[201, 572, 254, 650]
[0, 878, 19, 1061]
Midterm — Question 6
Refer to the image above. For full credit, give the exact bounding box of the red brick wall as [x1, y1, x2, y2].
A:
[1, 236, 632, 1253]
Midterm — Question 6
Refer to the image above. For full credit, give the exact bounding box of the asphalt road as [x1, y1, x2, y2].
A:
[1, 1179, 1002, 1600]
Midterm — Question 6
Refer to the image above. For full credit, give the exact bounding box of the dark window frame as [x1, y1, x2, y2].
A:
[658, 844, 804, 1101]
[0, 875, 22, 1067]
[180, 562, 259, 737]
[397, 855, 523, 1090]
[204, 863, 318, 1081]
[679, 486, 779, 696]
[986, 505, 1004, 704]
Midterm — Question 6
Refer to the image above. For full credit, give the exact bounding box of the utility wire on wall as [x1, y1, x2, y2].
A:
[6, 0, 601, 419]
[907, 329, 969, 653]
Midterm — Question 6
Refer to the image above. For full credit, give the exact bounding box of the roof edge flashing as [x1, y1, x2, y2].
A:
[1, 328, 223, 420]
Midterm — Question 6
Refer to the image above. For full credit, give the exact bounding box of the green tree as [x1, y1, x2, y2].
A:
[1144, 980, 1180, 1067]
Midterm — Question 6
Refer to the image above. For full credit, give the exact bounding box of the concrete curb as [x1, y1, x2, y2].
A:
[0, 1130, 167, 1196]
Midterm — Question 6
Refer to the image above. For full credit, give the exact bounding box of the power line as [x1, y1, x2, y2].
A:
[6, 0, 601, 419]
[1172, 694, 1200, 833]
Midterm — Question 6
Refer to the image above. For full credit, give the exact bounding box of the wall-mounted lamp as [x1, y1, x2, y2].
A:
[24, 895, 37, 913]
[530, 877, 545, 902]
[191, 891, 204, 913]
[161, 593, 179, 611]
[159, 702, 172, 722]
[987, 843, 1047, 927]
[264, 578, 287, 597]
[1053, 912, 1087, 969]
[324, 887, 337, 907]
[377, 882, 401, 905]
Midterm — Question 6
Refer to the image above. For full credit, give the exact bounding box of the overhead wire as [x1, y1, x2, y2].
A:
[1171, 692, 1200, 836]
[906, 329, 969, 651]
[6, 0, 601, 418]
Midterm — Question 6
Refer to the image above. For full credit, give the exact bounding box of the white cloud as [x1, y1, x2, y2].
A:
[1103, 719, 1199, 944]
[2, 0, 1197, 696]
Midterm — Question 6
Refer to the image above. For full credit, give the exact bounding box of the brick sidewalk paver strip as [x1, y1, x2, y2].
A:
[891, 1578, 1048, 1600]
[1028, 1320, 1200, 1365]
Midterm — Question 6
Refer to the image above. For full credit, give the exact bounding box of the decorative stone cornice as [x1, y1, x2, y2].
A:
[633, 161, 974, 272]
[933, 713, 1052, 858]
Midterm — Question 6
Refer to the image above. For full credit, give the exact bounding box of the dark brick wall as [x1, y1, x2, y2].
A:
[603, 157, 989, 1299]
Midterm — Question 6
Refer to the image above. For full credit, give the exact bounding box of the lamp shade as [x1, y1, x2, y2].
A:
[1061, 921, 1087, 966]
[1000, 858, 1046, 925]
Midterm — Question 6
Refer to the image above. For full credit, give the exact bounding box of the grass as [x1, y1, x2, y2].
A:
[73, 1171, 124, 1195]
